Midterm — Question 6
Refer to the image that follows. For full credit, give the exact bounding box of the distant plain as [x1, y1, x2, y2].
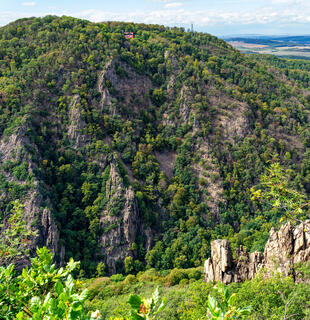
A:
[225, 35, 310, 59]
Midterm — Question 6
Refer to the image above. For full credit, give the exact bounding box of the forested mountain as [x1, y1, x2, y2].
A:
[0, 16, 310, 275]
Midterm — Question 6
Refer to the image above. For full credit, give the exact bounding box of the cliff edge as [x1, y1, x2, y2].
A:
[204, 220, 310, 284]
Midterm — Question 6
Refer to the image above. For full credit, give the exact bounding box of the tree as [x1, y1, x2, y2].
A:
[0, 202, 101, 319]
[251, 161, 310, 224]
[124, 256, 134, 274]
[0, 200, 37, 264]
[96, 262, 106, 277]
[0, 247, 101, 319]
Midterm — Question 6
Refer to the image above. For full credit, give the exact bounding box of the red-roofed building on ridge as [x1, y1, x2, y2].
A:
[124, 32, 134, 39]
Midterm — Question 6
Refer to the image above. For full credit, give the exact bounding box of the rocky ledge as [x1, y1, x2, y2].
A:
[204, 220, 310, 284]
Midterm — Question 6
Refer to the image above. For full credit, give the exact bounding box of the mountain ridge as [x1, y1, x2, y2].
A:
[0, 15, 309, 275]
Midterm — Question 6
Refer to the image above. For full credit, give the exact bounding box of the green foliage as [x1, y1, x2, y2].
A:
[151, 89, 166, 107]
[1, 15, 310, 273]
[0, 247, 100, 319]
[0, 200, 37, 263]
[124, 257, 134, 275]
[110, 274, 126, 282]
[206, 283, 251, 319]
[96, 262, 106, 277]
[164, 268, 188, 286]
[128, 287, 167, 320]
[233, 273, 310, 320]
[252, 161, 310, 223]
[83, 267, 310, 320]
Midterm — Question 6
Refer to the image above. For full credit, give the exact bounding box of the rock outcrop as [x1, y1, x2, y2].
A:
[204, 220, 310, 284]
[67, 94, 88, 148]
[98, 159, 140, 273]
[194, 141, 224, 219]
[0, 130, 59, 266]
[98, 59, 152, 116]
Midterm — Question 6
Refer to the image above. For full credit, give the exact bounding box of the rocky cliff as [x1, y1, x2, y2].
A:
[98, 159, 141, 273]
[0, 130, 59, 266]
[1, 16, 310, 274]
[204, 220, 310, 284]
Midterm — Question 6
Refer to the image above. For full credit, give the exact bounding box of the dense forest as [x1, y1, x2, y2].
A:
[0, 16, 310, 277]
[1, 15, 310, 319]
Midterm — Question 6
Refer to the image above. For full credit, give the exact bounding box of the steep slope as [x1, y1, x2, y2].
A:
[0, 16, 310, 274]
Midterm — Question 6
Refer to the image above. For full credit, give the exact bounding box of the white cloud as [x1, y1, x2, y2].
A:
[21, 2, 36, 6]
[1, 1, 310, 34]
[0, 11, 30, 25]
[164, 2, 183, 8]
[70, 6, 310, 28]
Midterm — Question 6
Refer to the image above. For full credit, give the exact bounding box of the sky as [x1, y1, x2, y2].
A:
[1, 0, 310, 36]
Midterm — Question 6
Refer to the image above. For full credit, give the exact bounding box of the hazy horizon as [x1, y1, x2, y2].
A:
[2, 0, 310, 37]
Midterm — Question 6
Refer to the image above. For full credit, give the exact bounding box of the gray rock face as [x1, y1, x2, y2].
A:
[179, 86, 191, 124]
[204, 220, 310, 283]
[67, 95, 87, 148]
[210, 239, 234, 283]
[98, 59, 152, 116]
[98, 160, 140, 273]
[0, 130, 59, 267]
[41, 207, 59, 255]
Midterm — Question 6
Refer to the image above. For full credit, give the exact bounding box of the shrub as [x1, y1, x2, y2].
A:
[0, 247, 100, 319]
[124, 274, 138, 285]
[188, 269, 203, 280]
[137, 268, 160, 282]
[179, 279, 189, 287]
[164, 268, 188, 286]
[110, 274, 125, 282]
[96, 262, 106, 277]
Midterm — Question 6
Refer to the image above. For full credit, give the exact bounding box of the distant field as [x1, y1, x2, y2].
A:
[225, 35, 310, 59]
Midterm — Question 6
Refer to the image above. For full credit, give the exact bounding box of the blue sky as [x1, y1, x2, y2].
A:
[1, 0, 310, 36]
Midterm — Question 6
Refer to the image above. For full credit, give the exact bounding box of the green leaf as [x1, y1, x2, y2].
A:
[152, 286, 159, 305]
[30, 296, 41, 306]
[239, 306, 252, 315]
[55, 280, 64, 296]
[59, 291, 69, 303]
[129, 310, 144, 320]
[43, 292, 51, 306]
[208, 295, 217, 315]
[128, 294, 142, 310]
[72, 301, 83, 311]
[156, 298, 167, 313]
[78, 288, 89, 302]
[223, 286, 229, 302]
[66, 274, 75, 293]
[228, 293, 236, 305]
